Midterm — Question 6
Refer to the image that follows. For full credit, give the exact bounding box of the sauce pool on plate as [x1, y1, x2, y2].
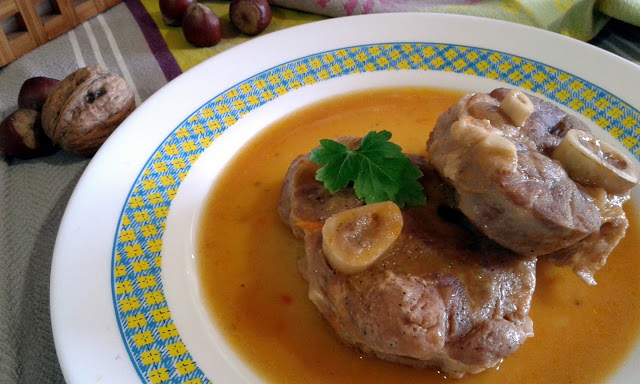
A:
[197, 87, 640, 383]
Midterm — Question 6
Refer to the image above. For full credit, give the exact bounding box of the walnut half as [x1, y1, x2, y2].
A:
[42, 65, 136, 157]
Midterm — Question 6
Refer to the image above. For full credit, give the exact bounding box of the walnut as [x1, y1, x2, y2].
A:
[42, 65, 136, 157]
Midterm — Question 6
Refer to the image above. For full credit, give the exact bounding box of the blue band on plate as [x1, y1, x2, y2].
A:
[110, 42, 640, 384]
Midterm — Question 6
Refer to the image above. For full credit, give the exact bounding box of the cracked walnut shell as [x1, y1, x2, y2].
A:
[42, 65, 136, 157]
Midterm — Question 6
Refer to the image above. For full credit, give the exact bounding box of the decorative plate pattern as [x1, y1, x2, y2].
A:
[111, 42, 640, 383]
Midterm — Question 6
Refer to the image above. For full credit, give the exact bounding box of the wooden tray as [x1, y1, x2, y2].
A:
[0, 0, 123, 66]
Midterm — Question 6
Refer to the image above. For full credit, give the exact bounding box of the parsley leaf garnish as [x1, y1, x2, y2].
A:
[310, 130, 425, 208]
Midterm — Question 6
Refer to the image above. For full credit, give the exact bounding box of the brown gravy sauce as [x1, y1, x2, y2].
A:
[197, 87, 640, 383]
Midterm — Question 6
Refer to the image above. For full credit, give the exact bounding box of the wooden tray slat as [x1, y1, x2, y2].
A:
[8, 30, 37, 58]
[0, 27, 15, 63]
[43, 13, 72, 41]
[15, 0, 47, 45]
[74, 1, 100, 24]
[0, 1, 19, 20]
[0, 0, 123, 66]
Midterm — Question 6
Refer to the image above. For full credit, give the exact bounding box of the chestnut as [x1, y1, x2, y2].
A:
[0, 109, 54, 159]
[182, 4, 222, 47]
[159, 0, 196, 26]
[17, 76, 59, 110]
[229, 0, 272, 36]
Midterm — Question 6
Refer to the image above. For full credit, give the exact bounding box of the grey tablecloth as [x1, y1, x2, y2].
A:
[0, 3, 639, 383]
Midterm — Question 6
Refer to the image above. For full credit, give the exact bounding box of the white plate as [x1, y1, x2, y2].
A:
[50, 13, 640, 384]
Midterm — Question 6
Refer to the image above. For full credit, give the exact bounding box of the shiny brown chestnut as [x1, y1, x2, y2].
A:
[182, 3, 222, 47]
[0, 109, 54, 159]
[159, 0, 196, 26]
[229, 0, 272, 36]
[17, 77, 60, 110]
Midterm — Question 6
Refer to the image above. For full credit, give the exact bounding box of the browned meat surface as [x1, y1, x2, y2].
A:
[427, 89, 602, 257]
[278, 137, 365, 239]
[427, 88, 633, 284]
[548, 188, 630, 284]
[279, 141, 536, 378]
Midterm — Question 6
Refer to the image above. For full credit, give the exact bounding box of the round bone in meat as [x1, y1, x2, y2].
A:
[322, 201, 404, 274]
[552, 129, 640, 194]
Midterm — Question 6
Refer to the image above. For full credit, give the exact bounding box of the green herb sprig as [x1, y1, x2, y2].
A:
[310, 130, 425, 208]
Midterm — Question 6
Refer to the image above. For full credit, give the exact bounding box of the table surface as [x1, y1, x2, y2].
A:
[0, 4, 639, 384]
